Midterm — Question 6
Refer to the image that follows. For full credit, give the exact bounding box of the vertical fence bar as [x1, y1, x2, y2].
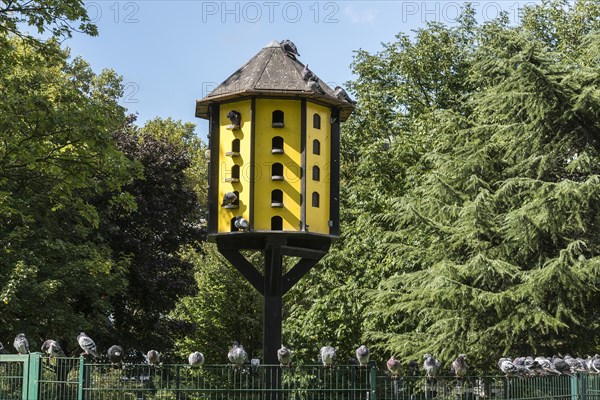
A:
[77, 357, 84, 400]
[368, 365, 376, 400]
[27, 353, 41, 400]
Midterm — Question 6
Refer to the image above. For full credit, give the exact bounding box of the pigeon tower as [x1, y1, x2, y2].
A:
[196, 40, 355, 365]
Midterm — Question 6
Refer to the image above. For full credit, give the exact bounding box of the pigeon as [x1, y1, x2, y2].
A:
[386, 356, 401, 377]
[590, 355, 600, 373]
[41, 340, 65, 357]
[188, 351, 205, 368]
[301, 64, 315, 81]
[228, 341, 247, 367]
[107, 345, 124, 369]
[552, 356, 572, 376]
[355, 345, 370, 367]
[307, 79, 325, 94]
[452, 354, 468, 378]
[319, 346, 336, 367]
[499, 358, 522, 378]
[234, 216, 249, 231]
[423, 354, 441, 379]
[13, 334, 29, 354]
[77, 332, 100, 358]
[277, 346, 292, 367]
[0, 342, 9, 354]
[564, 355, 583, 373]
[280, 40, 300, 59]
[221, 192, 238, 207]
[147, 350, 160, 367]
[576, 357, 589, 372]
[535, 356, 561, 375]
[226, 110, 241, 129]
[334, 86, 357, 104]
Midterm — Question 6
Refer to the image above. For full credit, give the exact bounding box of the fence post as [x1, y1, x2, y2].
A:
[571, 374, 580, 400]
[77, 356, 85, 400]
[369, 365, 377, 400]
[26, 353, 42, 400]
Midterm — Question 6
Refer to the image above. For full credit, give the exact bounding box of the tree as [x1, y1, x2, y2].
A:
[171, 244, 262, 364]
[99, 117, 205, 359]
[364, 1, 600, 372]
[0, 35, 134, 353]
[0, 0, 97, 48]
[282, 7, 479, 365]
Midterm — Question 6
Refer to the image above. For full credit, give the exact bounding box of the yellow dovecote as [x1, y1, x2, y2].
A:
[196, 40, 354, 241]
[195, 39, 356, 367]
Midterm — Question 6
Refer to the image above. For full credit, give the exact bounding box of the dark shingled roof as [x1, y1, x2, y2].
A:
[195, 40, 355, 122]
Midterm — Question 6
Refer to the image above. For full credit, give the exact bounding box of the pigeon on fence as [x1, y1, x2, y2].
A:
[386, 356, 401, 377]
[77, 333, 100, 358]
[355, 345, 370, 367]
[452, 354, 468, 378]
[228, 342, 247, 367]
[107, 345, 124, 369]
[590, 355, 600, 373]
[41, 340, 65, 357]
[423, 354, 441, 379]
[147, 350, 160, 367]
[552, 356, 573, 376]
[13, 334, 29, 354]
[188, 351, 205, 368]
[319, 346, 336, 367]
[277, 346, 292, 367]
[535, 356, 561, 375]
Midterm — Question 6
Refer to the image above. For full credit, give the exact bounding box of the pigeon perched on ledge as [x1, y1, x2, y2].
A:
[228, 341, 247, 367]
[452, 354, 468, 378]
[423, 354, 441, 379]
[41, 340, 65, 357]
[108, 345, 124, 369]
[277, 346, 292, 367]
[387, 356, 401, 377]
[221, 192, 238, 206]
[147, 350, 160, 367]
[356, 345, 370, 367]
[189, 351, 205, 368]
[13, 334, 29, 354]
[77, 332, 100, 358]
[320, 346, 336, 367]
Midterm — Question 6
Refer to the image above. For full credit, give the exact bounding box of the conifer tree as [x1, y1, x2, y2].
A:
[366, 3, 600, 371]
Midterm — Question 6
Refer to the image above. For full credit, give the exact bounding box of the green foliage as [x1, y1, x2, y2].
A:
[171, 243, 262, 364]
[359, 0, 600, 373]
[98, 117, 205, 359]
[0, 35, 133, 352]
[0, 0, 98, 48]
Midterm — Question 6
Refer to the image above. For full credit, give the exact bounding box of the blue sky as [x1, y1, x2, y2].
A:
[66, 1, 538, 141]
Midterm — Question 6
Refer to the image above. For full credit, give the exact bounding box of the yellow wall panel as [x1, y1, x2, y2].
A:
[305, 102, 331, 234]
[254, 99, 301, 231]
[217, 100, 252, 233]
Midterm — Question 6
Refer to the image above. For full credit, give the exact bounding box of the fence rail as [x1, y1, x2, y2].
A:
[3, 354, 600, 400]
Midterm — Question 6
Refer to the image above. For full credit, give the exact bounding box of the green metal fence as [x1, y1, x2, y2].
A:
[3, 354, 600, 400]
